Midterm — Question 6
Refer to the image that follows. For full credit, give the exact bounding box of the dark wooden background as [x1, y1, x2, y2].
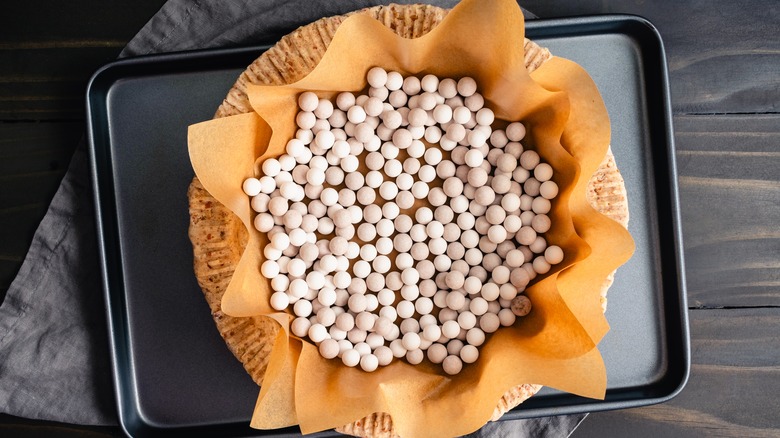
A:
[1, 0, 778, 436]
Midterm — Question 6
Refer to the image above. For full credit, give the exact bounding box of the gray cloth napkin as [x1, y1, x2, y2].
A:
[0, 0, 587, 435]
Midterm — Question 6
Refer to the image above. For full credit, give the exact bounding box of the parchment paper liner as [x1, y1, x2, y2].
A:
[188, 0, 634, 436]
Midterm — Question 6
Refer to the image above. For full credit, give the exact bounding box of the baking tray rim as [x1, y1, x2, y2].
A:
[86, 13, 690, 437]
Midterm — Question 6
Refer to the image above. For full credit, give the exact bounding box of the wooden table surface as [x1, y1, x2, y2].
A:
[1, 0, 778, 436]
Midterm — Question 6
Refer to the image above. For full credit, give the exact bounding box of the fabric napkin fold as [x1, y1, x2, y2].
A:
[0, 0, 586, 436]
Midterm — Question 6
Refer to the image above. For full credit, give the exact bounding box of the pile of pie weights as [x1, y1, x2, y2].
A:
[242, 68, 563, 375]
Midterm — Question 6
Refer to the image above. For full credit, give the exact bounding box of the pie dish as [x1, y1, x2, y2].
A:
[187, 3, 629, 436]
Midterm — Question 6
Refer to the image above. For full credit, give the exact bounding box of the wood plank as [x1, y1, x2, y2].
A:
[0, 1, 167, 43]
[0, 47, 122, 120]
[0, 122, 82, 301]
[0, 122, 82, 173]
[674, 115, 780, 308]
[0, 203, 51, 266]
[0, 0, 167, 120]
[0, 171, 68, 210]
[0, 204, 50, 303]
[521, 0, 780, 115]
[573, 308, 780, 437]
[675, 114, 780, 153]
[0, 122, 79, 210]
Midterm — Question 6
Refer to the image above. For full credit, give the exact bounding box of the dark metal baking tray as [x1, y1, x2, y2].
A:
[86, 15, 689, 437]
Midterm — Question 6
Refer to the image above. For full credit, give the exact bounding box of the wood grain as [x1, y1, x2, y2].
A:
[521, 0, 780, 115]
[573, 308, 780, 437]
[0, 0, 167, 119]
[0, 47, 120, 119]
[0, 1, 166, 42]
[675, 114, 780, 153]
[675, 115, 780, 308]
[0, 122, 83, 299]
